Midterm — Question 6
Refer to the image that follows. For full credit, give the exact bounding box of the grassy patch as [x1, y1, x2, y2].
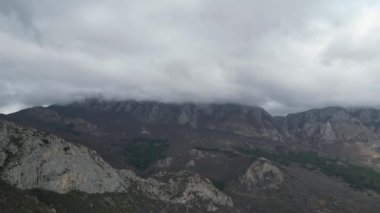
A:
[124, 138, 169, 170]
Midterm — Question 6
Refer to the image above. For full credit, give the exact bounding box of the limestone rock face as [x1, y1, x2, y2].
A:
[0, 120, 233, 211]
[165, 171, 233, 211]
[239, 158, 284, 192]
[118, 170, 234, 211]
[0, 120, 127, 193]
[281, 107, 380, 144]
[69, 99, 283, 140]
[155, 157, 173, 168]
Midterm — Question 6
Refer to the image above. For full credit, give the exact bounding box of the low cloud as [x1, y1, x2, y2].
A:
[1, 0, 380, 115]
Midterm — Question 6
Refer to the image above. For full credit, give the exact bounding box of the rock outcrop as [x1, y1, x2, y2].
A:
[280, 107, 380, 144]
[0, 120, 232, 211]
[0, 120, 129, 193]
[166, 171, 233, 210]
[238, 158, 284, 192]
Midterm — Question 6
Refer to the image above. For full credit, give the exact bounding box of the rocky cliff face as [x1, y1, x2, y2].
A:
[280, 107, 380, 145]
[0, 120, 233, 211]
[0, 120, 127, 193]
[64, 99, 283, 140]
[159, 171, 233, 211]
[51, 100, 380, 145]
[12, 100, 380, 146]
[238, 158, 284, 192]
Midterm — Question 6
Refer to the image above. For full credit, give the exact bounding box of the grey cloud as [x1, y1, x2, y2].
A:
[1, 0, 380, 115]
[0, 0, 41, 42]
[0, 0, 32, 27]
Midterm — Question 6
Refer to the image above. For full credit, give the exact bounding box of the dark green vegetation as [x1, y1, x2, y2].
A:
[32, 189, 162, 213]
[211, 179, 226, 191]
[193, 146, 239, 158]
[0, 180, 51, 213]
[0, 180, 178, 213]
[123, 138, 169, 170]
[235, 147, 380, 192]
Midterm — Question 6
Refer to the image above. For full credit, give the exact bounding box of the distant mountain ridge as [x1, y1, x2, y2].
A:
[3, 98, 380, 212]
[43, 99, 380, 145]
[7, 99, 380, 167]
[77, 99, 283, 139]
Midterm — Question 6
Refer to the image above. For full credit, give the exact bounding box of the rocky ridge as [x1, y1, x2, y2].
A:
[11, 100, 380, 170]
[0, 119, 233, 211]
[9, 100, 380, 170]
[279, 107, 380, 144]
[66, 99, 283, 140]
[238, 158, 284, 192]
[60, 99, 380, 145]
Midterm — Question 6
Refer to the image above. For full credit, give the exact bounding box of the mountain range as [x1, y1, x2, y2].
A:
[2, 99, 380, 212]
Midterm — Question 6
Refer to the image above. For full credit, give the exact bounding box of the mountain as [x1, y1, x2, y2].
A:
[8, 100, 380, 170]
[2, 99, 380, 212]
[281, 107, 380, 143]
[0, 119, 233, 212]
[279, 107, 380, 168]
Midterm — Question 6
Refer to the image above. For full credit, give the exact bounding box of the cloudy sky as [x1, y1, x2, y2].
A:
[1, 0, 380, 115]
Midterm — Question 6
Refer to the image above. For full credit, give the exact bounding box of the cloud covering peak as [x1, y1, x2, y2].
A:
[1, 0, 380, 115]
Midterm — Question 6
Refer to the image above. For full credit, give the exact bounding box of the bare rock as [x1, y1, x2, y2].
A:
[239, 158, 284, 192]
[165, 171, 233, 211]
[155, 157, 173, 168]
[0, 120, 127, 193]
[186, 160, 195, 167]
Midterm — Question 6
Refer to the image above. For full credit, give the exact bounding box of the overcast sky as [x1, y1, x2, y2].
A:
[1, 0, 380, 115]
